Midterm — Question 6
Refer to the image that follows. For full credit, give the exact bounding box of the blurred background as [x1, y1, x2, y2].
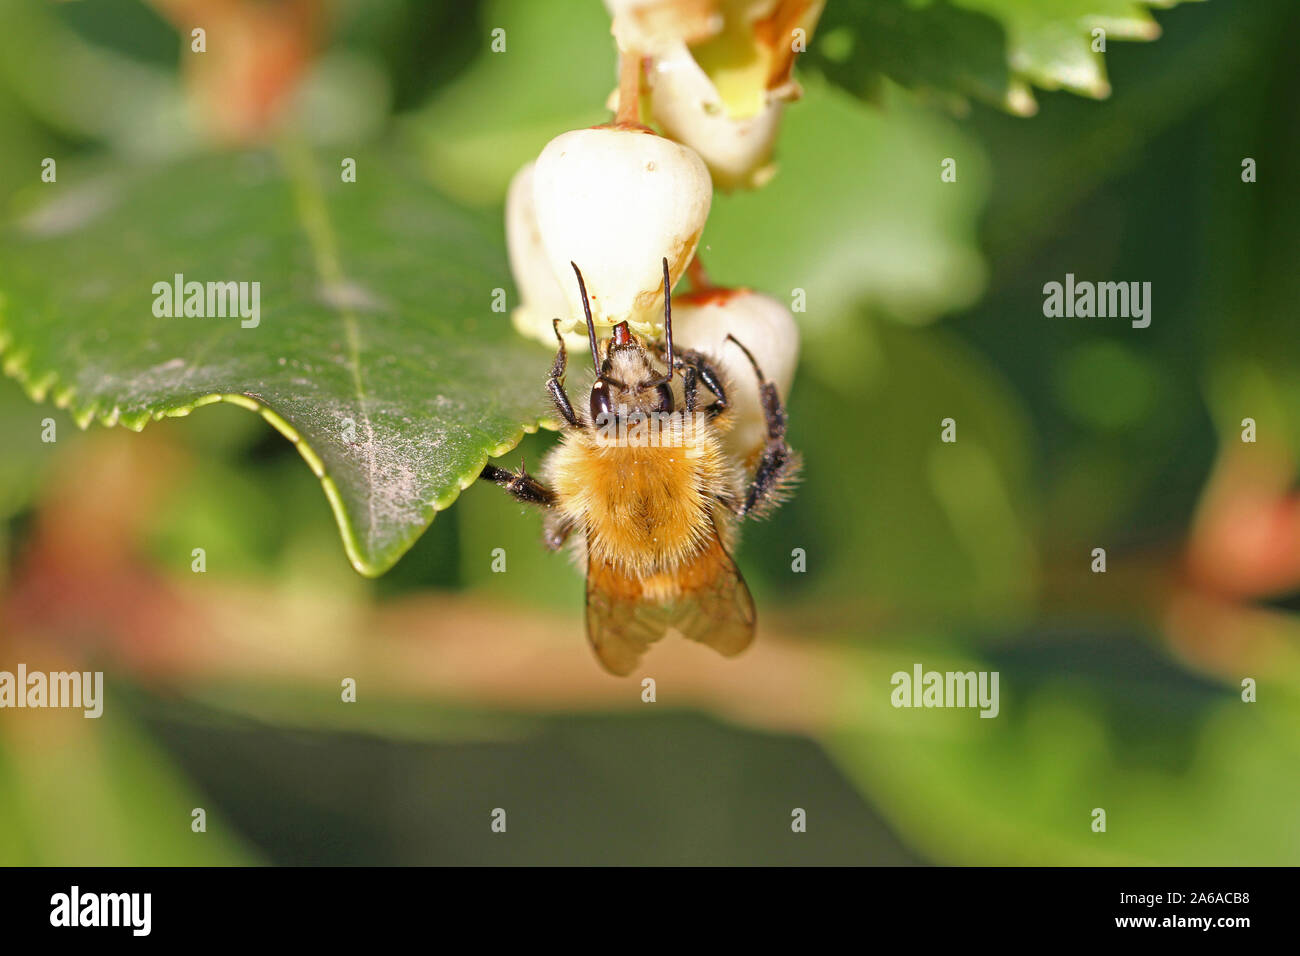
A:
[1, 0, 1298, 865]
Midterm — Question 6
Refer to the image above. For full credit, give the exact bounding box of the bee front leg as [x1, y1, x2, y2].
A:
[480, 459, 573, 551]
[726, 334, 802, 520]
[547, 318, 581, 429]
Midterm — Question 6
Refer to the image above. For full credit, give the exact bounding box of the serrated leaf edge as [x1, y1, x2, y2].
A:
[947, 0, 1203, 114]
[0, 319, 547, 577]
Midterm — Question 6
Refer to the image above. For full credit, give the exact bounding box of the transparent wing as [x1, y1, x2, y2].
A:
[585, 533, 756, 676]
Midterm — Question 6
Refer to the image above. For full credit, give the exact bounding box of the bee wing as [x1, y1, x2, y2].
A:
[585, 532, 756, 676]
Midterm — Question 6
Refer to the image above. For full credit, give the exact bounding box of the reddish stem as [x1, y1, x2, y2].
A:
[687, 255, 714, 292]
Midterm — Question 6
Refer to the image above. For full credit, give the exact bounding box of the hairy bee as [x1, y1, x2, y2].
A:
[482, 259, 799, 675]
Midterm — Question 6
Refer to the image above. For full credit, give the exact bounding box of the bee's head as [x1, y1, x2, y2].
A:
[589, 322, 674, 425]
[571, 259, 677, 429]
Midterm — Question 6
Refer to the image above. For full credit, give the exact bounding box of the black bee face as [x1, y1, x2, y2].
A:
[588, 323, 674, 425]
[569, 261, 678, 430]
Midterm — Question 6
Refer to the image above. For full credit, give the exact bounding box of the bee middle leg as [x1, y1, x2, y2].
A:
[726, 334, 802, 520]
[542, 510, 575, 551]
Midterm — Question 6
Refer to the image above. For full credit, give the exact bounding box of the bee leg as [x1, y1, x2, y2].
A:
[681, 364, 699, 412]
[547, 318, 581, 429]
[480, 461, 556, 507]
[726, 334, 801, 519]
[673, 349, 730, 419]
[542, 510, 575, 551]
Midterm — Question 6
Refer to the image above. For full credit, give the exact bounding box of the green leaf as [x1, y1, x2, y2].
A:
[0, 146, 552, 576]
[812, 0, 1202, 115]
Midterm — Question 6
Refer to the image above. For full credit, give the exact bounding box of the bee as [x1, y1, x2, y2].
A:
[481, 259, 800, 675]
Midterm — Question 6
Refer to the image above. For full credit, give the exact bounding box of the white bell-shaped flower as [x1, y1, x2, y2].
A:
[504, 161, 586, 347]
[532, 126, 712, 337]
[672, 287, 799, 460]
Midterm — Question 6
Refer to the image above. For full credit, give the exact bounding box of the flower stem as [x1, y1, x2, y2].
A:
[616, 49, 642, 126]
[687, 255, 714, 292]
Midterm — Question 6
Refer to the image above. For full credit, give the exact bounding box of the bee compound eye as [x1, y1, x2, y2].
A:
[653, 383, 674, 414]
[589, 381, 614, 426]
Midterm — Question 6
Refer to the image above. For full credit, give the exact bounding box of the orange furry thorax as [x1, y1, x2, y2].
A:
[543, 418, 739, 585]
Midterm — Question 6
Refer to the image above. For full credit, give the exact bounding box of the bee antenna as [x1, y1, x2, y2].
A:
[571, 262, 601, 373]
[661, 257, 674, 382]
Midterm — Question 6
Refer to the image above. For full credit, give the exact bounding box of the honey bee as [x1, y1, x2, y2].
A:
[482, 259, 800, 675]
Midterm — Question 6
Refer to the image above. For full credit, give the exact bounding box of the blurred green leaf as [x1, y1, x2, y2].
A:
[704, 78, 989, 331]
[0, 83, 59, 212]
[812, 0, 1202, 115]
[1200, 30, 1300, 459]
[0, 146, 551, 576]
[0, 0, 393, 158]
[0, 704, 256, 865]
[142, 452, 295, 579]
[0, 375, 67, 519]
[789, 319, 1039, 625]
[407, 0, 614, 205]
[172, 682, 540, 746]
[0, 0, 191, 157]
[825, 634, 1300, 864]
[458, 431, 586, 612]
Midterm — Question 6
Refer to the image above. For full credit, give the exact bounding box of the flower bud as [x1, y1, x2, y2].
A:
[604, 1, 824, 191]
[672, 287, 799, 459]
[604, 0, 722, 54]
[532, 126, 712, 337]
[647, 41, 783, 191]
